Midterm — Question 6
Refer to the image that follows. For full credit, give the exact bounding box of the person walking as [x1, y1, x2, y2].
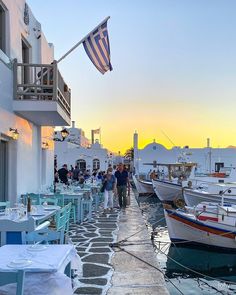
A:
[115, 163, 130, 209]
[102, 168, 116, 214]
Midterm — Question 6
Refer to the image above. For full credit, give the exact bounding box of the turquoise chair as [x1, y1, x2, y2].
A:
[0, 217, 49, 246]
[28, 193, 40, 205]
[64, 202, 72, 234]
[55, 194, 64, 207]
[0, 270, 25, 295]
[25, 226, 64, 244]
[21, 194, 40, 206]
[63, 197, 76, 223]
[26, 206, 67, 244]
[0, 201, 10, 211]
[80, 195, 92, 222]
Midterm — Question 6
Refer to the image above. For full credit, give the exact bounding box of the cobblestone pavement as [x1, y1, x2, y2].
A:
[69, 209, 120, 295]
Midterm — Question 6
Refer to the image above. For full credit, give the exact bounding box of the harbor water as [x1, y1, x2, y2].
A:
[137, 194, 236, 295]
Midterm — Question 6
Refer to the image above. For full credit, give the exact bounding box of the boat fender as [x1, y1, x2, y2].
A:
[174, 198, 186, 209]
[187, 181, 192, 188]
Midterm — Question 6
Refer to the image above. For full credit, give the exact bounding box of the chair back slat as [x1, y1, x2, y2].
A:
[0, 217, 35, 246]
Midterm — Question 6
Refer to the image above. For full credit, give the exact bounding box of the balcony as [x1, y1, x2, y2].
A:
[13, 60, 71, 126]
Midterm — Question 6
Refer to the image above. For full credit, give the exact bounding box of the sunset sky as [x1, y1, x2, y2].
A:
[28, 0, 236, 153]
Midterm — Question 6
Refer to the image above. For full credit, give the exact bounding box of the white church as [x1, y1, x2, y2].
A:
[54, 122, 117, 173]
[133, 132, 236, 176]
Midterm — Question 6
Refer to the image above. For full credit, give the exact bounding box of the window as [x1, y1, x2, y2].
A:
[76, 159, 86, 172]
[215, 162, 224, 173]
[93, 159, 100, 170]
[0, 4, 6, 53]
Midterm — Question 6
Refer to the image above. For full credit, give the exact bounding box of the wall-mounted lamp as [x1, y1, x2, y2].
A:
[9, 128, 19, 140]
[42, 142, 49, 149]
[61, 128, 69, 141]
[53, 128, 69, 142]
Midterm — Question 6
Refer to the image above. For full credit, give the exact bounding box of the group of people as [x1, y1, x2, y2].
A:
[54, 163, 130, 213]
[55, 164, 97, 186]
[101, 163, 130, 214]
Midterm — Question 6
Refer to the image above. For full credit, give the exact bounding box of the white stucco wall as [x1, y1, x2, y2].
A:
[55, 141, 109, 172]
[0, 0, 55, 203]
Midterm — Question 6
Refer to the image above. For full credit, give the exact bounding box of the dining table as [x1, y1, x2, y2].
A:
[0, 244, 81, 295]
[0, 205, 61, 245]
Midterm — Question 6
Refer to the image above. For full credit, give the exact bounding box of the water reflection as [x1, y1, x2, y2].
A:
[166, 245, 236, 279]
[138, 194, 236, 294]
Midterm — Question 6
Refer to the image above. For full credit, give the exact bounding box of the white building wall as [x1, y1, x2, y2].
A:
[0, 0, 55, 203]
[134, 136, 236, 176]
[55, 142, 109, 172]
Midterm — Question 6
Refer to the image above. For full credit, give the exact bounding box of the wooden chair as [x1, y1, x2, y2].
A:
[26, 205, 69, 244]
[64, 202, 72, 234]
[80, 195, 93, 222]
[21, 194, 40, 206]
[62, 196, 76, 223]
[0, 270, 25, 295]
[0, 217, 50, 246]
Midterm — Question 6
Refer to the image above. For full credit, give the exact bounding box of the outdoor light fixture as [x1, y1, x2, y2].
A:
[9, 128, 19, 140]
[60, 128, 69, 141]
[42, 142, 49, 149]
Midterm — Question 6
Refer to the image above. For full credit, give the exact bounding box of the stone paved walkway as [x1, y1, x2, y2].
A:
[69, 209, 120, 295]
[69, 190, 168, 295]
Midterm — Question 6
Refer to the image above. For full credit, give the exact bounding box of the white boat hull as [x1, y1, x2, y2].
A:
[152, 179, 182, 202]
[184, 189, 236, 206]
[164, 209, 236, 249]
[132, 175, 154, 195]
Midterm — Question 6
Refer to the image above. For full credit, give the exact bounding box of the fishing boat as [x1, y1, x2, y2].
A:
[183, 180, 236, 207]
[132, 175, 155, 195]
[164, 201, 236, 250]
[151, 163, 196, 203]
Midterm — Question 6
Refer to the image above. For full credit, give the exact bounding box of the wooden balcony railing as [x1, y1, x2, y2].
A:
[13, 60, 71, 118]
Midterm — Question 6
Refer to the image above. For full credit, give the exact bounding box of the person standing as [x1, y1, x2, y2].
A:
[72, 165, 80, 181]
[102, 168, 116, 214]
[58, 164, 69, 185]
[115, 163, 130, 209]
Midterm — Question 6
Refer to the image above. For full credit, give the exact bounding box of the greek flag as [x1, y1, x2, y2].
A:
[83, 20, 112, 74]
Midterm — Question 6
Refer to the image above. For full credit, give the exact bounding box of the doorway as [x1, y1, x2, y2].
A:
[0, 140, 7, 201]
[0, 4, 6, 53]
[21, 38, 30, 85]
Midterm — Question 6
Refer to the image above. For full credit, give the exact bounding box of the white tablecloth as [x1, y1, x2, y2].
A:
[0, 244, 81, 295]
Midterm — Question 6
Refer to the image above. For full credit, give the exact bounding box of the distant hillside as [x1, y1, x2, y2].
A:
[227, 146, 236, 149]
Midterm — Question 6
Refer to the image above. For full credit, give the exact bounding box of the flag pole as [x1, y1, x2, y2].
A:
[57, 16, 110, 64]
